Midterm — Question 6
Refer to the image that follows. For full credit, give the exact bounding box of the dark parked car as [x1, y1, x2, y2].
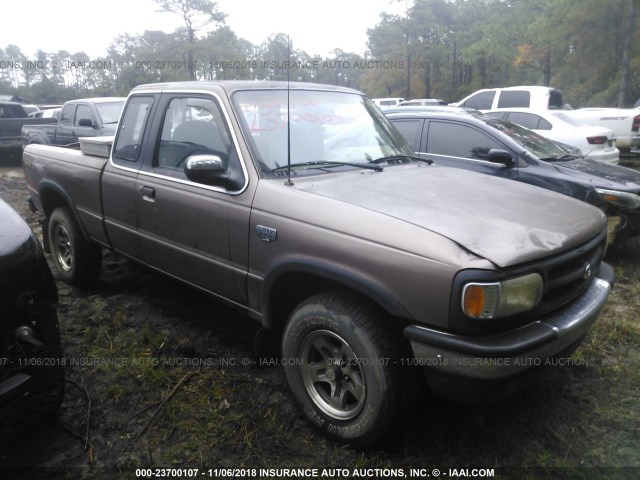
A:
[384, 107, 640, 245]
[0, 198, 63, 444]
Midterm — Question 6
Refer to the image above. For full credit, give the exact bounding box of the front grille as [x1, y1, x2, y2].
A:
[535, 229, 607, 315]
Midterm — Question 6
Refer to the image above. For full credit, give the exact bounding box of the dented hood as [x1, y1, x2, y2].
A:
[297, 165, 606, 267]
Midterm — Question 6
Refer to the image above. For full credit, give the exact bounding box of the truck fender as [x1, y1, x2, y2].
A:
[37, 179, 93, 246]
[260, 259, 413, 330]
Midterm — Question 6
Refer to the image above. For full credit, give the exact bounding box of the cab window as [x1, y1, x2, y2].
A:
[497, 91, 530, 108]
[155, 96, 236, 175]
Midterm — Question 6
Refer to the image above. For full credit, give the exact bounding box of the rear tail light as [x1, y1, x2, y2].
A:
[587, 136, 607, 145]
[633, 114, 640, 132]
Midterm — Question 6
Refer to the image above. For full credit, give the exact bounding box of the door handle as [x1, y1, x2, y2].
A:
[140, 185, 156, 201]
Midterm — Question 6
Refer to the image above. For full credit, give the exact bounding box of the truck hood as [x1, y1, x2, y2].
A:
[296, 165, 605, 267]
[553, 157, 640, 191]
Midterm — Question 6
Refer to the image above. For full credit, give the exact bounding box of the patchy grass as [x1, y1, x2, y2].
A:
[47, 246, 637, 480]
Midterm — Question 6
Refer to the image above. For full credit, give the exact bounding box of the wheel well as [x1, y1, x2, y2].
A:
[265, 271, 407, 335]
[40, 188, 69, 218]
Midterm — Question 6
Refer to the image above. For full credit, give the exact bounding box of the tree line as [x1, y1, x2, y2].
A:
[1, 0, 638, 108]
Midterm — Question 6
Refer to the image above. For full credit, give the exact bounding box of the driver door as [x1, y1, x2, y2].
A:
[135, 94, 251, 305]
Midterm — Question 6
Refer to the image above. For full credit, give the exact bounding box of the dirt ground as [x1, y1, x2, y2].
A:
[0, 161, 638, 480]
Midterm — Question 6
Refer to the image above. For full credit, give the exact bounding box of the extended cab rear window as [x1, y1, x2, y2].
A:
[113, 96, 154, 163]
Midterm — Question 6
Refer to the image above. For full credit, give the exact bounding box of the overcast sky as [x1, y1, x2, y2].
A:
[1, 0, 405, 59]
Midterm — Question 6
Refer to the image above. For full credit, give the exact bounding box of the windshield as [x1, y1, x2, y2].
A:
[233, 89, 413, 177]
[485, 117, 570, 160]
[96, 101, 125, 124]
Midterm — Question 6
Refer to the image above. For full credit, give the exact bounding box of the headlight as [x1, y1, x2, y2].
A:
[462, 273, 543, 319]
[595, 188, 640, 210]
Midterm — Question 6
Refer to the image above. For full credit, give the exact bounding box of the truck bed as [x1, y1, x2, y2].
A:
[22, 143, 110, 246]
[21, 122, 59, 146]
[0, 117, 57, 162]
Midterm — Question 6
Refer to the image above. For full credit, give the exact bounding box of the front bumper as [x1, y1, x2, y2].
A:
[404, 263, 614, 400]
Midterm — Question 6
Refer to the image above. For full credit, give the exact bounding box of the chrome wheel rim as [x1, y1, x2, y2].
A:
[52, 223, 73, 272]
[300, 329, 366, 420]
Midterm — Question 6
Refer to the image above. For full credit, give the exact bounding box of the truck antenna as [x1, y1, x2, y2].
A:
[285, 35, 294, 186]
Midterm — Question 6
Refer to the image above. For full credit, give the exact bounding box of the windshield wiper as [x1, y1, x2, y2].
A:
[272, 161, 384, 172]
[540, 154, 577, 162]
[369, 154, 433, 165]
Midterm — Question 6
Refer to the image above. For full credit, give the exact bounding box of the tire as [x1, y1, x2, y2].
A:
[282, 291, 412, 447]
[48, 207, 102, 286]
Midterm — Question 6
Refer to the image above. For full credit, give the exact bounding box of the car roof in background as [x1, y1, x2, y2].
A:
[65, 97, 126, 104]
[397, 98, 447, 105]
[486, 107, 568, 115]
[382, 105, 485, 118]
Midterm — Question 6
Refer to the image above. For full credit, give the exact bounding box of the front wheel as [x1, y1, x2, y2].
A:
[282, 292, 412, 447]
[48, 207, 102, 286]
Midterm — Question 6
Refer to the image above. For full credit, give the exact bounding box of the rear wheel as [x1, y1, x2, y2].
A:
[282, 291, 413, 447]
[48, 207, 102, 286]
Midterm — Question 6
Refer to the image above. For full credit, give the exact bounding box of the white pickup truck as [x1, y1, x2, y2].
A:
[452, 86, 640, 151]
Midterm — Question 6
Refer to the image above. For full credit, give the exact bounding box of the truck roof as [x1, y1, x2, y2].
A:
[64, 97, 126, 104]
[131, 80, 362, 95]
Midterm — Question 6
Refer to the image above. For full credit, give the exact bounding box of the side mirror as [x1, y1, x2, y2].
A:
[77, 117, 94, 127]
[488, 149, 514, 168]
[184, 154, 227, 185]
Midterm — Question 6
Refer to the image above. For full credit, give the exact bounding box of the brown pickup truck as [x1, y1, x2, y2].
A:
[22, 81, 614, 446]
